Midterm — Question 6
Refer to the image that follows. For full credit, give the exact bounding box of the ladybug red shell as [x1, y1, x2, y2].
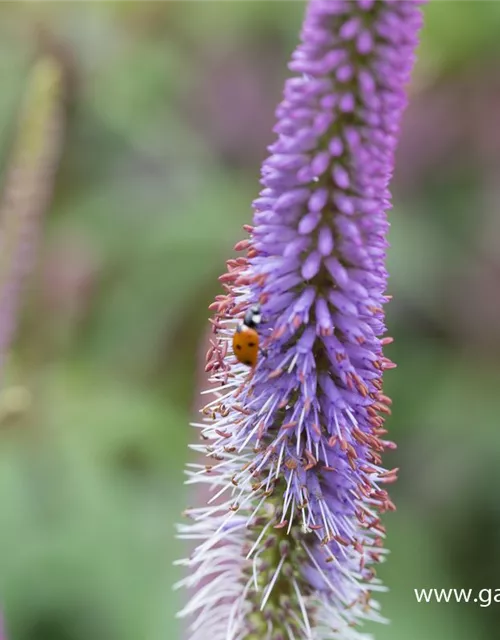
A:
[232, 305, 261, 367]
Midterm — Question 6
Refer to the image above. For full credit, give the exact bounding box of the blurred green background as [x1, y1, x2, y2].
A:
[1, 2, 500, 640]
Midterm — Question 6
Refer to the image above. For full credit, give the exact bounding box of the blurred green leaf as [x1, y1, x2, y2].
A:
[0, 364, 188, 640]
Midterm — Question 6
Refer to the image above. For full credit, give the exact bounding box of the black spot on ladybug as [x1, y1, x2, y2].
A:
[236, 344, 242, 350]
[244, 360, 252, 366]
[247, 341, 256, 347]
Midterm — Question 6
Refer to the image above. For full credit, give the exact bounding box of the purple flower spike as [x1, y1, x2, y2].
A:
[0, 56, 66, 377]
[177, 1, 425, 638]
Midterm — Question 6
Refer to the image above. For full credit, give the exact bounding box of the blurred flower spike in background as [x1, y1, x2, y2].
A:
[0, 48, 67, 640]
[0, 53, 66, 379]
[178, 1, 425, 639]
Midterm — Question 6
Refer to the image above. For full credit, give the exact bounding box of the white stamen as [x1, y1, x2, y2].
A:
[207, 481, 234, 505]
[284, 620, 297, 640]
[287, 499, 296, 534]
[254, 447, 274, 474]
[260, 554, 286, 611]
[252, 550, 262, 591]
[265, 464, 274, 492]
[287, 351, 299, 373]
[246, 519, 273, 559]
[282, 469, 295, 521]
[226, 576, 253, 640]
[345, 407, 358, 428]
[247, 493, 267, 526]
[296, 405, 307, 455]
[321, 438, 329, 465]
[238, 420, 262, 452]
[292, 578, 312, 638]
[333, 410, 342, 438]
[275, 441, 286, 479]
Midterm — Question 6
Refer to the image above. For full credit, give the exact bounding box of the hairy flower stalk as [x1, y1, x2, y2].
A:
[177, 1, 424, 638]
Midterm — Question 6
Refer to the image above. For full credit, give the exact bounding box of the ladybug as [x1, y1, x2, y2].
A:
[232, 304, 262, 367]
